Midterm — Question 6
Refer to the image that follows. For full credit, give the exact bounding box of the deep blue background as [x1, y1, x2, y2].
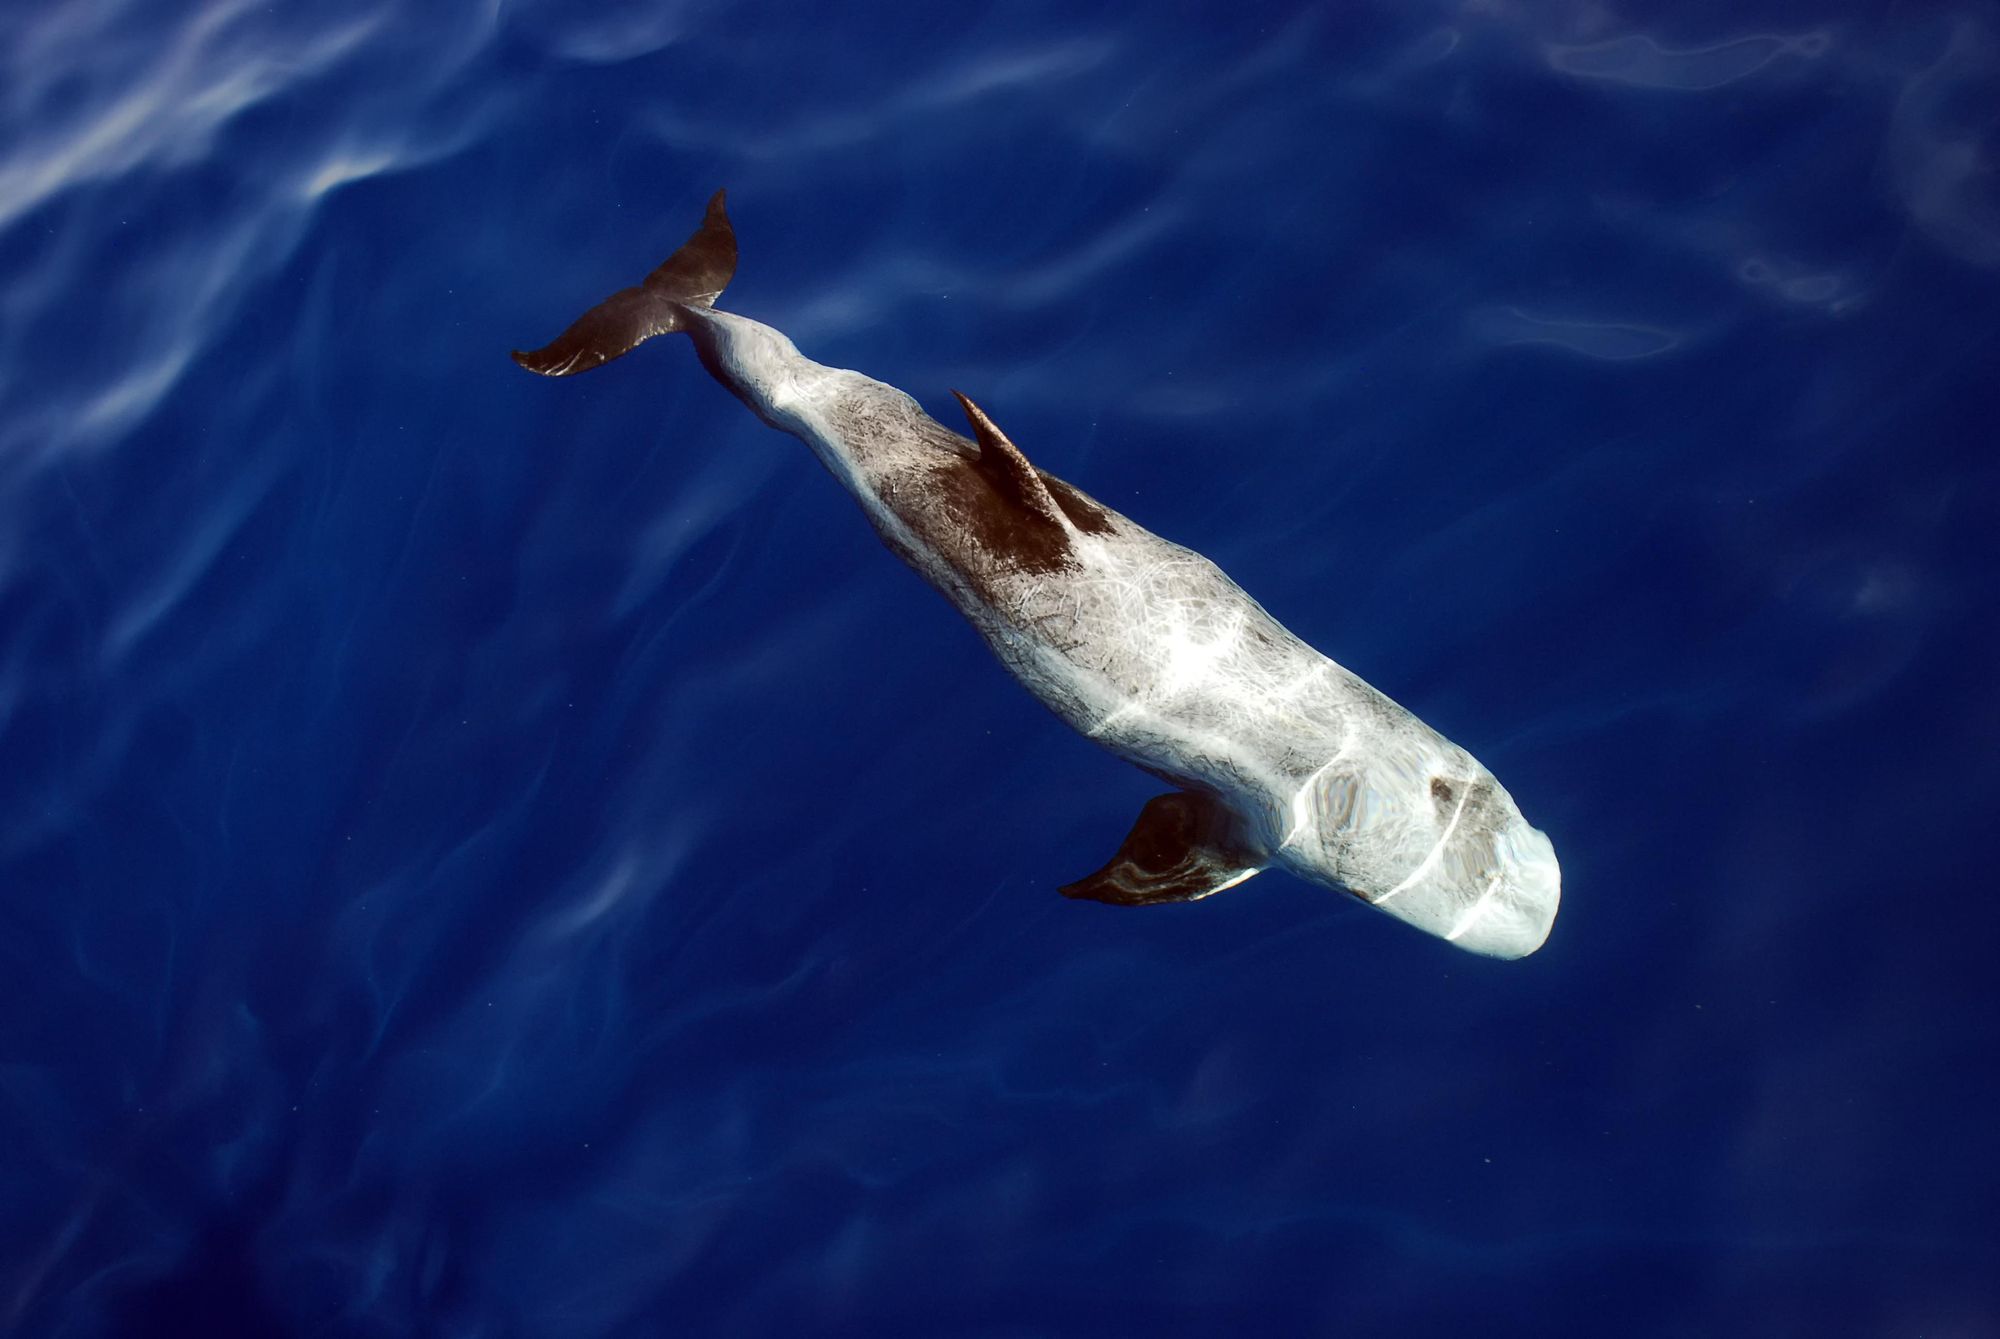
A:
[3, 1, 1997, 1335]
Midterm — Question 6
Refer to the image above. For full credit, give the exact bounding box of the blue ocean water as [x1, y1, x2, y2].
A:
[3, 0, 1997, 1334]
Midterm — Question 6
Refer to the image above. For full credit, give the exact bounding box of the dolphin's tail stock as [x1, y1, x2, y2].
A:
[511, 189, 737, 377]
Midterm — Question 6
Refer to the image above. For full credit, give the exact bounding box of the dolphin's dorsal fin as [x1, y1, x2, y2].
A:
[1060, 792, 1265, 906]
[951, 391, 1070, 531]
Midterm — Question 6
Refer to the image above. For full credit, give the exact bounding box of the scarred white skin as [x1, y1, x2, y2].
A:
[685, 307, 1560, 958]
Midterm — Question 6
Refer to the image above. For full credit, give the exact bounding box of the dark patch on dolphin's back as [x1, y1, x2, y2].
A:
[922, 456, 1075, 576]
[837, 396, 1120, 591]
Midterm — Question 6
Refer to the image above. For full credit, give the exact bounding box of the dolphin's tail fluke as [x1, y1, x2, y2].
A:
[511, 189, 737, 377]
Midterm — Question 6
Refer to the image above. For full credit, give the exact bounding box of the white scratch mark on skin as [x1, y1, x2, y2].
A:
[1281, 752, 1342, 851]
[1203, 867, 1261, 898]
[1445, 871, 1507, 942]
[1088, 701, 1141, 737]
[1373, 781, 1470, 906]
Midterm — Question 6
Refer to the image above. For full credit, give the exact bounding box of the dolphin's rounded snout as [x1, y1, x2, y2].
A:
[1448, 822, 1561, 960]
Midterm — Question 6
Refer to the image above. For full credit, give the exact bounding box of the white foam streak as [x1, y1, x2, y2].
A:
[0, 2, 382, 234]
[1467, 306, 1683, 361]
[1546, 31, 1830, 91]
[1885, 19, 2000, 271]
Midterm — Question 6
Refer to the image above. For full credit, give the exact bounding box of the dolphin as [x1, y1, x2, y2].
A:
[513, 191, 1561, 958]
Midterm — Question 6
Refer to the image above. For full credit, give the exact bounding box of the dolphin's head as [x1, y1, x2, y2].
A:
[1278, 712, 1560, 959]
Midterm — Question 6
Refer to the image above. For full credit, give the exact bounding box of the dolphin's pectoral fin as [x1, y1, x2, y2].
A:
[1060, 792, 1265, 906]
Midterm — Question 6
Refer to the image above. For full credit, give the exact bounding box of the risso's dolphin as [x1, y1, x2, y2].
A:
[514, 191, 1560, 958]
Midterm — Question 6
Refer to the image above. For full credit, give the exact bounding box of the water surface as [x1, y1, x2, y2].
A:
[2, 1, 1996, 1334]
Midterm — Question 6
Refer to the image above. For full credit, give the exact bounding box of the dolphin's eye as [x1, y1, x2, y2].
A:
[1430, 777, 1455, 807]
